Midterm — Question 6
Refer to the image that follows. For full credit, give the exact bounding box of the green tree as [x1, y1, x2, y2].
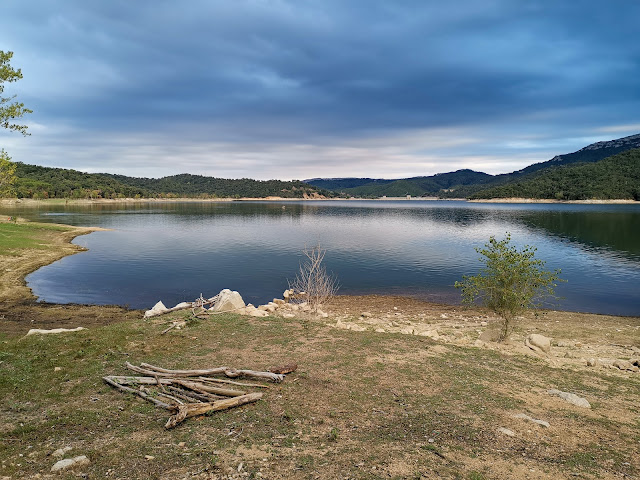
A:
[455, 233, 563, 341]
[1, 51, 32, 135]
[1, 51, 31, 198]
[0, 149, 17, 196]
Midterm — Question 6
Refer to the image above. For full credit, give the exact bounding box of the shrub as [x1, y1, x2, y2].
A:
[455, 233, 563, 341]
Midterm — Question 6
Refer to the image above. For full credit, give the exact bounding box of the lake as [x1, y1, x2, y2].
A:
[2, 200, 639, 315]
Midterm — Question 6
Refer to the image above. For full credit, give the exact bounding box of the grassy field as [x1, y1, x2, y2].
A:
[0, 221, 70, 254]
[1, 310, 639, 479]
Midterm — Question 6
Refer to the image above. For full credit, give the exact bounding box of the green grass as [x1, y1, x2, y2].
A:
[0, 221, 70, 253]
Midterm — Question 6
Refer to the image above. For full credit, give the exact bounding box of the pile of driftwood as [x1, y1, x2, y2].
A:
[103, 362, 296, 429]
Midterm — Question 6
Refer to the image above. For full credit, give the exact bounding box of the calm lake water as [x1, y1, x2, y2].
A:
[2, 200, 639, 315]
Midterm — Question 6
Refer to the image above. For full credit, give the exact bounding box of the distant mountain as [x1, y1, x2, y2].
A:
[471, 148, 640, 201]
[305, 133, 640, 199]
[517, 133, 640, 175]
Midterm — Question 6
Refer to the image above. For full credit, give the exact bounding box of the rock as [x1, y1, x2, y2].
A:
[361, 312, 372, 318]
[52, 446, 72, 458]
[210, 289, 245, 312]
[374, 328, 386, 333]
[513, 413, 550, 428]
[27, 327, 86, 336]
[172, 302, 190, 310]
[244, 306, 269, 317]
[497, 427, 515, 437]
[54, 366, 62, 372]
[51, 455, 90, 472]
[273, 299, 285, 305]
[400, 326, 415, 335]
[525, 334, 551, 354]
[415, 329, 440, 340]
[548, 389, 591, 408]
[480, 321, 488, 326]
[613, 359, 639, 372]
[631, 358, 640, 367]
[144, 301, 167, 318]
[586, 358, 599, 367]
[282, 313, 295, 319]
[316, 309, 328, 318]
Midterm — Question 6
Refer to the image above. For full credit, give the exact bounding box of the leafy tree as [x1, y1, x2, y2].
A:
[1, 51, 32, 135]
[0, 149, 16, 196]
[1, 51, 31, 198]
[455, 233, 563, 341]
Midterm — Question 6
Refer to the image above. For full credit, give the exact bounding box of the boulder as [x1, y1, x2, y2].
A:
[144, 301, 167, 318]
[548, 389, 591, 408]
[209, 289, 245, 312]
[525, 334, 551, 354]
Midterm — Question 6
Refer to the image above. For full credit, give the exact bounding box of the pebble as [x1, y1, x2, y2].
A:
[497, 427, 515, 437]
[52, 446, 72, 458]
[513, 413, 550, 428]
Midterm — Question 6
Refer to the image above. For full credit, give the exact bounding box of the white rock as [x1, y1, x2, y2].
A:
[144, 301, 167, 318]
[497, 427, 515, 437]
[586, 358, 598, 367]
[513, 413, 550, 428]
[282, 313, 295, 319]
[361, 312, 372, 318]
[27, 327, 86, 336]
[210, 289, 245, 312]
[548, 389, 591, 408]
[525, 334, 551, 354]
[375, 328, 386, 333]
[273, 298, 285, 305]
[51, 455, 89, 472]
[52, 446, 72, 458]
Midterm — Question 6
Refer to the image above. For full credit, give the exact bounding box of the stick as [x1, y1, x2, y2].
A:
[156, 392, 184, 405]
[172, 379, 246, 397]
[166, 385, 220, 403]
[103, 377, 172, 410]
[196, 376, 269, 389]
[165, 393, 263, 429]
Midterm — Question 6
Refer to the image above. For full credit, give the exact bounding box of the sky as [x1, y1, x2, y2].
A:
[1, 0, 639, 180]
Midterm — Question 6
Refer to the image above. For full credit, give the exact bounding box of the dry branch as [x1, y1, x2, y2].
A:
[102, 376, 172, 409]
[133, 362, 285, 383]
[165, 393, 263, 429]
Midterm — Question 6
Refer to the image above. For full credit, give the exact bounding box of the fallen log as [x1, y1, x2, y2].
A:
[165, 393, 263, 429]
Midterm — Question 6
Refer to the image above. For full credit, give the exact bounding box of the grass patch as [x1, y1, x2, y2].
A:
[0, 312, 638, 479]
[0, 221, 70, 253]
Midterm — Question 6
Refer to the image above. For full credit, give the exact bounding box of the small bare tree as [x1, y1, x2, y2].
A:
[289, 244, 339, 312]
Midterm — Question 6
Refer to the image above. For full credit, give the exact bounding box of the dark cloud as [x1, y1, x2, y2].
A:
[0, 0, 639, 178]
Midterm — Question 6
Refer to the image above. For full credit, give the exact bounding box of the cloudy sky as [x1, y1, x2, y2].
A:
[1, 1, 639, 180]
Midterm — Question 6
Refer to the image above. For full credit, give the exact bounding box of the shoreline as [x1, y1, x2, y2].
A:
[1, 196, 638, 206]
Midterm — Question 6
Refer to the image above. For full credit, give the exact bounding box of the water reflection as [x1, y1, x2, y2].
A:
[2, 200, 639, 314]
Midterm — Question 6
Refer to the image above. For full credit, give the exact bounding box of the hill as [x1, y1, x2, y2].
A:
[471, 148, 640, 200]
[307, 169, 493, 198]
[12, 163, 331, 199]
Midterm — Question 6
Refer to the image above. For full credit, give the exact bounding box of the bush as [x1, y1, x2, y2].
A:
[288, 245, 339, 312]
[455, 233, 563, 341]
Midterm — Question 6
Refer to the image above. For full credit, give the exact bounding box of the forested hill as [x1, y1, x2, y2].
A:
[470, 148, 640, 201]
[305, 169, 493, 197]
[12, 163, 331, 199]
